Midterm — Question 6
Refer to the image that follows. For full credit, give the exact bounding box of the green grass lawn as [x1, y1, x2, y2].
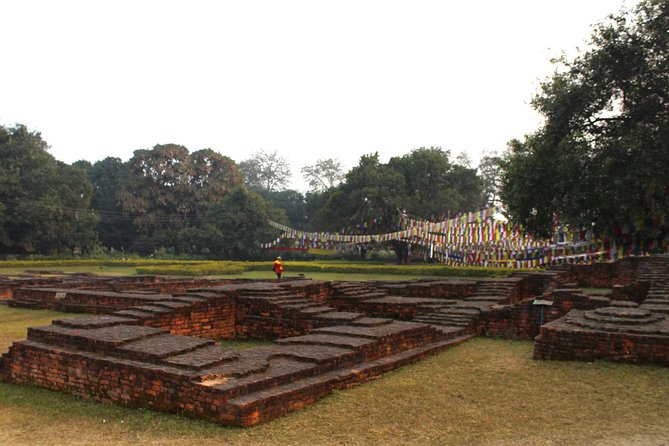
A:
[1, 305, 668, 445]
[0, 266, 140, 277]
[0, 266, 469, 282]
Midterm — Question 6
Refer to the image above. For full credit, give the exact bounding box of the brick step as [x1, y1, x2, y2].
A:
[174, 294, 214, 303]
[430, 325, 472, 338]
[149, 301, 194, 310]
[27, 324, 167, 353]
[644, 298, 669, 304]
[131, 305, 175, 314]
[413, 316, 473, 327]
[54, 302, 120, 314]
[331, 284, 387, 296]
[418, 312, 475, 322]
[313, 311, 363, 322]
[349, 317, 394, 327]
[118, 334, 215, 362]
[282, 324, 445, 360]
[309, 323, 439, 341]
[240, 290, 294, 298]
[450, 302, 491, 312]
[276, 333, 374, 349]
[474, 287, 514, 294]
[280, 302, 323, 310]
[6, 298, 49, 309]
[112, 309, 157, 319]
[332, 288, 388, 297]
[298, 306, 336, 315]
[196, 353, 271, 380]
[465, 295, 509, 303]
[206, 348, 354, 398]
[226, 334, 473, 427]
[639, 303, 669, 314]
[53, 316, 138, 329]
[267, 297, 310, 304]
[416, 306, 453, 315]
[437, 307, 482, 316]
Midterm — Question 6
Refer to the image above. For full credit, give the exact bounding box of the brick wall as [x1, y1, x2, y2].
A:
[533, 322, 669, 365]
[477, 289, 610, 340]
[565, 257, 643, 288]
[141, 297, 236, 339]
[0, 341, 240, 425]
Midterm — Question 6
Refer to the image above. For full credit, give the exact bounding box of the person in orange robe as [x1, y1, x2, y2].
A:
[273, 257, 284, 279]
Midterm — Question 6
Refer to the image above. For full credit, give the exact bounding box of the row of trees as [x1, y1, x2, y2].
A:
[0, 124, 487, 258]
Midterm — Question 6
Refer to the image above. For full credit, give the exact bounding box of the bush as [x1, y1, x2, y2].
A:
[135, 262, 246, 276]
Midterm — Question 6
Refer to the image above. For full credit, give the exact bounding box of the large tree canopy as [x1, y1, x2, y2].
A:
[0, 124, 98, 255]
[501, 0, 669, 238]
[311, 149, 484, 261]
[205, 187, 286, 260]
[117, 144, 243, 254]
[301, 158, 344, 193]
[238, 149, 292, 192]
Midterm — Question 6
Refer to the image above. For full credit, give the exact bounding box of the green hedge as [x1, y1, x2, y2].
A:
[0, 259, 207, 268]
[0, 259, 526, 278]
[245, 261, 520, 277]
[135, 262, 246, 276]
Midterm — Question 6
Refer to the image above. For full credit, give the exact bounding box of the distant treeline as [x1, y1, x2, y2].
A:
[0, 124, 486, 259]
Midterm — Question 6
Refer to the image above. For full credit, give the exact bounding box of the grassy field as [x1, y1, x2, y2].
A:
[0, 266, 464, 282]
[1, 305, 668, 445]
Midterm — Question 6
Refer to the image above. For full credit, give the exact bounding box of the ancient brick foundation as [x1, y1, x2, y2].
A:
[2, 257, 669, 427]
[533, 307, 669, 364]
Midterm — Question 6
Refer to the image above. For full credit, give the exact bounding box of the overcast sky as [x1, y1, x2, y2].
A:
[1, 0, 639, 190]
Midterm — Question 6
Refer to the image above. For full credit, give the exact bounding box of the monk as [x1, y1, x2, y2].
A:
[273, 256, 284, 279]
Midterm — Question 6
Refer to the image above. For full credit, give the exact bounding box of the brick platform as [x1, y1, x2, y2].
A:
[2, 258, 668, 427]
[534, 255, 669, 364]
[533, 306, 669, 364]
[0, 277, 476, 426]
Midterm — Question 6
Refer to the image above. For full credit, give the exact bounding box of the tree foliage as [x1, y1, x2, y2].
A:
[478, 151, 503, 207]
[238, 149, 292, 192]
[117, 144, 243, 254]
[205, 187, 285, 259]
[301, 158, 344, 192]
[0, 124, 98, 255]
[79, 157, 135, 249]
[311, 149, 484, 261]
[501, 0, 669, 237]
[389, 147, 484, 219]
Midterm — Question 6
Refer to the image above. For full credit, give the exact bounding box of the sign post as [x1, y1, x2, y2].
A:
[532, 299, 554, 327]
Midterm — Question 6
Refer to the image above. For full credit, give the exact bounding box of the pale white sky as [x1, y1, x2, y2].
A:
[1, 0, 639, 190]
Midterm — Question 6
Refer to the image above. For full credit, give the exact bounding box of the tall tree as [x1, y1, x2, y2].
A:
[313, 153, 406, 231]
[205, 187, 285, 259]
[0, 124, 97, 255]
[81, 157, 136, 250]
[301, 158, 344, 192]
[389, 147, 484, 219]
[238, 149, 292, 192]
[190, 148, 243, 214]
[118, 144, 193, 241]
[260, 189, 307, 229]
[500, 0, 669, 238]
[118, 144, 243, 254]
[312, 149, 485, 261]
[478, 151, 503, 207]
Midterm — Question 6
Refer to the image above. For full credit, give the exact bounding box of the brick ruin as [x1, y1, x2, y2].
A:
[0, 257, 668, 426]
